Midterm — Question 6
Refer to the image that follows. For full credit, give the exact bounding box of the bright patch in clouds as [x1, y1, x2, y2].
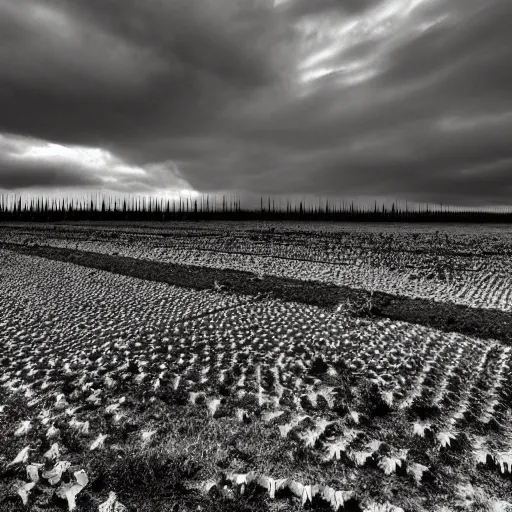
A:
[19, 143, 145, 178]
[296, 0, 444, 86]
[0, 134, 194, 193]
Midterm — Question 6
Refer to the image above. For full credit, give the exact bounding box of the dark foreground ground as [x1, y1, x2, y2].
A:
[1, 224, 512, 511]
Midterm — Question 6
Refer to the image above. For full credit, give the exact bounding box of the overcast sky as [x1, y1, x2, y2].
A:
[0, 0, 511, 205]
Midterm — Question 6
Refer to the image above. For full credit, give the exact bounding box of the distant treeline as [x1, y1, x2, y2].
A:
[1, 195, 512, 223]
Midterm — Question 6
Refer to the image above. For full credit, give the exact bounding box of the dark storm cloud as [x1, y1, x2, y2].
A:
[0, 0, 511, 204]
[0, 0, 284, 145]
[0, 166, 100, 189]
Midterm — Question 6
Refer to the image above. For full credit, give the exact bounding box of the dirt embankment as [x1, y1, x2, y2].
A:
[3, 242, 511, 343]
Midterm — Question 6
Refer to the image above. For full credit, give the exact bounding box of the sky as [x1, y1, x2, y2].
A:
[0, 0, 511, 206]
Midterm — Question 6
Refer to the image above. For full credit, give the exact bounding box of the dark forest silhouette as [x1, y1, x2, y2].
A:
[1, 194, 511, 223]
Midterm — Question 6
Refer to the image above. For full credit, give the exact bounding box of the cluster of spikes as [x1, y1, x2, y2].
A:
[1, 194, 512, 222]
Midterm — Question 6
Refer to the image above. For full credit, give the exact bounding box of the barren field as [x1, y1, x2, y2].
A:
[1, 222, 512, 512]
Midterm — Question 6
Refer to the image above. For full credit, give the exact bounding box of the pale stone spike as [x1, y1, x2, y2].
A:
[55, 470, 89, 511]
[17, 482, 36, 506]
[26, 464, 42, 483]
[141, 430, 157, 442]
[14, 419, 33, 436]
[90, 434, 108, 451]
[43, 461, 71, 486]
[44, 442, 60, 462]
